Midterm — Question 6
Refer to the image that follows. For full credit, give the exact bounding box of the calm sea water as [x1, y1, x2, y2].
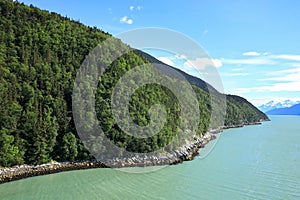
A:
[0, 116, 299, 200]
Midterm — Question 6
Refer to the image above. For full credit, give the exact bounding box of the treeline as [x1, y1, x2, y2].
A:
[0, 0, 268, 167]
[0, 0, 109, 166]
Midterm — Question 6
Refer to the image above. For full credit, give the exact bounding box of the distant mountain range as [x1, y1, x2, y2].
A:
[258, 100, 300, 112]
[266, 103, 300, 115]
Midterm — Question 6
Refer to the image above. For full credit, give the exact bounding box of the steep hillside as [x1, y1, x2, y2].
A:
[135, 51, 268, 126]
[0, 0, 268, 167]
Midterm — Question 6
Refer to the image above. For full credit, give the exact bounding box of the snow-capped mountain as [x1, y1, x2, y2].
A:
[258, 100, 300, 113]
[266, 103, 300, 115]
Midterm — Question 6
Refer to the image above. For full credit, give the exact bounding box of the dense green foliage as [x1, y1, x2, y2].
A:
[0, 0, 268, 167]
[0, 0, 109, 166]
[225, 95, 266, 125]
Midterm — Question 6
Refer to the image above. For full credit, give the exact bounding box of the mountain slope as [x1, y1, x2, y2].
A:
[134, 50, 219, 93]
[135, 50, 268, 126]
[266, 103, 300, 115]
[258, 100, 300, 112]
[0, 0, 268, 167]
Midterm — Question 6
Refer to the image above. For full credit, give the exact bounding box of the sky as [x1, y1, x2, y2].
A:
[19, 0, 300, 106]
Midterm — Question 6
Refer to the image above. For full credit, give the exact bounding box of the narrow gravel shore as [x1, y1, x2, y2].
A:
[0, 122, 263, 184]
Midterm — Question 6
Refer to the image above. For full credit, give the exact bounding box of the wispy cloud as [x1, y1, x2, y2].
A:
[184, 57, 222, 69]
[230, 62, 300, 94]
[222, 58, 274, 65]
[272, 54, 300, 61]
[242, 51, 261, 56]
[234, 70, 300, 93]
[254, 82, 300, 92]
[219, 53, 300, 67]
[264, 67, 300, 77]
[292, 63, 300, 67]
[231, 68, 245, 71]
[129, 5, 142, 11]
[157, 57, 174, 66]
[261, 67, 300, 83]
[120, 16, 133, 24]
[221, 72, 250, 77]
[216, 51, 300, 97]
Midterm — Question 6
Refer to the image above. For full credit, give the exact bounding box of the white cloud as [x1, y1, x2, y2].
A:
[292, 63, 300, 67]
[212, 59, 223, 68]
[233, 81, 300, 94]
[129, 5, 142, 11]
[184, 57, 222, 70]
[120, 16, 133, 24]
[242, 66, 300, 92]
[243, 51, 261, 56]
[270, 66, 299, 74]
[249, 98, 272, 107]
[257, 82, 300, 92]
[221, 72, 250, 77]
[222, 58, 274, 65]
[231, 68, 244, 71]
[260, 67, 300, 84]
[272, 54, 300, 61]
[157, 57, 174, 66]
[219, 53, 300, 67]
[231, 66, 300, 94]
[215, 52, 300, 96]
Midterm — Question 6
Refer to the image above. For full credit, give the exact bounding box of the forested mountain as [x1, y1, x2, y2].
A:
[134, 50, 219, 93]
[0, 0, 268, 167]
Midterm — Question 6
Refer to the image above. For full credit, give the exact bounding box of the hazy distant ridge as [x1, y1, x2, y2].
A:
[266, 103, 300, 115]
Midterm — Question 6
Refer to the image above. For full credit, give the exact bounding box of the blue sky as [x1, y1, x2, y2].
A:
[19, 0, 300, 105]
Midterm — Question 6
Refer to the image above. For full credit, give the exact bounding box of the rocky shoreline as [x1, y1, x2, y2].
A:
[0, 122, 263, 184]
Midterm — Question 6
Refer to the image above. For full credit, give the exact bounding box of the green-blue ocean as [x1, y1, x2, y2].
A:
[0, 116, 299, 200]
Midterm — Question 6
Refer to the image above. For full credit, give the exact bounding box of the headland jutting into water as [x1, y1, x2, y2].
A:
[0, 122, 263, 184]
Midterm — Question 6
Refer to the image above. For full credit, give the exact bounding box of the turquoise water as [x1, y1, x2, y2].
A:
[0, 116, 299, 199]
